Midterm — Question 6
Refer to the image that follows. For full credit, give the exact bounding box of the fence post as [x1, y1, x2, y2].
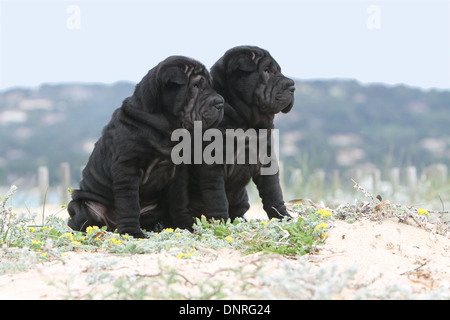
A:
[437, 164, 448, 186]
[60, 162, 71, 205]
[372, 169, 381, 196]
[38, 166, 49, 206]
[312, 169, 325, 199]
[289, 168, 302, 198]
[331, 170, 340, 195]
[406, 166, 417, 201]
[389, 167, 400, 196]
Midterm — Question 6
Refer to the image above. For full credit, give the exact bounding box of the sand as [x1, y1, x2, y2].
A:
[0, 206, 449, 300]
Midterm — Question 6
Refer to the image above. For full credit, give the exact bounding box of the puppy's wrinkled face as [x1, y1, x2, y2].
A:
[225, 48, 295, 115]
[159, 60, 224, 131]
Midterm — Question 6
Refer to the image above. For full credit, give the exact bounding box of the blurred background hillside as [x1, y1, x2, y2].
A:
[1, 0, 449, 209]
[1, 80, 449, 209]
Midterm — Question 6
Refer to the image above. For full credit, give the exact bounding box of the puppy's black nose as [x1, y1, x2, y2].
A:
[282, 79, 296, 93]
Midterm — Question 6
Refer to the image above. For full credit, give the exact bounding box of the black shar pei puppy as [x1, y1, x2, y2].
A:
[145, 46, 296, 230]
[190, 46, 296, 223]
[67, 56, 224, 238]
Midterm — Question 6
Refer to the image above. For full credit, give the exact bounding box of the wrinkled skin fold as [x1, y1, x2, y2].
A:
[142, 46, 296, 231]
[67, 56, 224, 237]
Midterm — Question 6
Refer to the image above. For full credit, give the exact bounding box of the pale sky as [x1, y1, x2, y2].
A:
[1, 0, 449, 90]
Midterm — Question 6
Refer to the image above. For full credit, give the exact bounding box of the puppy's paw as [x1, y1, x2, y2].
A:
[130, 230, 148, 239]
[118, 227, 148, 239]
[268, 206, 292, 221]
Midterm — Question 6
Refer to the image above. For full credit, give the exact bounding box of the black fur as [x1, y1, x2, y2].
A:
[67, 56, 224, 237]
[144, 46, 296, 230]
[191, 46, 296, 222]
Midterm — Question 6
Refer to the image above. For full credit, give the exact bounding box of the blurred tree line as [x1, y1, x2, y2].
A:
[0, 79, 448, 186]
[276, 80, 449, 181]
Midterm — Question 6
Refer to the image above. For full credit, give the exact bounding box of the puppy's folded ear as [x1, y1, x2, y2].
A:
[231, 55, 257, 73]
[162, 67, 189, 85]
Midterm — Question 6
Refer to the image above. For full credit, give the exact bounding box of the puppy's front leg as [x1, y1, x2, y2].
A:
[227, 188, 250, 221]
[167, 164, 195, 230]
[197, 164, 229, 221]
[112, 162, 146, 238]
[253, 169, 291, 220]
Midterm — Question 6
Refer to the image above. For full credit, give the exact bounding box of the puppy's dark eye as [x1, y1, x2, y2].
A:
[193, 78, 204, 89]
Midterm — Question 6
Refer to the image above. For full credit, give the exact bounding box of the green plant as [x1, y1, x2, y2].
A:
[1, 185, 333, 266]
[2, 185, 450, 300]
[192, 209, 328, 256]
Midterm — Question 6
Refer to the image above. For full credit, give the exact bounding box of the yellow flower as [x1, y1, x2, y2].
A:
[226, 236, 233, 243]
[314, 223, 327, 232]
[176, 233, 181, 238]
[31, 240, 41, 246]
[417, 208, 429, 216]
[28, 227, 35, 233]
[260, 221, 268, 226]
[163, 228, 174, 233]
[40, 252, 47, 259]
[316, 208, 332, 218]
[62, 232, 74, 240]
[86, 226, 100, 235]
[176, 249, 195, 259]
[109, 238, 123, 245]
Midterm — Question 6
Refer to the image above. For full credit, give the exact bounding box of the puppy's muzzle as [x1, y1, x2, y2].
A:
[211, 96, 225, 110]
[282, 79, 296, 94]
